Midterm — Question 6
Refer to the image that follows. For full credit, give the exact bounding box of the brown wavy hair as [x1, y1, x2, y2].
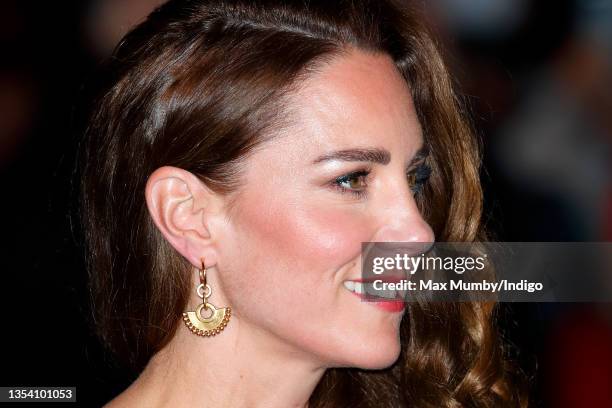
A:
[78, 0, 528, 406]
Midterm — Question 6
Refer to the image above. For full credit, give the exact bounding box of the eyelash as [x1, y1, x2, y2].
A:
[332, 169, 371, 198]
[408, 163, 432, 195]
[332, 163, 432, 198]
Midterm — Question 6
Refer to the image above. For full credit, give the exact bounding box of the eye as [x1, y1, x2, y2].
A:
[407, 163, 431, 194]
[332, 169, 370, 198]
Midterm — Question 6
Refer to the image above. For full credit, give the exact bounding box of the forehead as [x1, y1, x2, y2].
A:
[259, 49, 423, 163]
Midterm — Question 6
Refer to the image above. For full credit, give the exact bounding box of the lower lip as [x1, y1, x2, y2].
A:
[348, 290, 406, 313]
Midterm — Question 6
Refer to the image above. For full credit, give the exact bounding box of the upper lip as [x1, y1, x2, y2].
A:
[345, 275, 407, 284]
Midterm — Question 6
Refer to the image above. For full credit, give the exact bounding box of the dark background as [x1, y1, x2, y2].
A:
[1, 0, 611, 406]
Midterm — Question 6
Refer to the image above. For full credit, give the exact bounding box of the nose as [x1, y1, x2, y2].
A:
[370, 189, 435, 253]
[363, 196, 434, 280]
[373, 212, 434, 244]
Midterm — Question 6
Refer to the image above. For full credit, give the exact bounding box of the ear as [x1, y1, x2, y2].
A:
[145, 166, 224, 269]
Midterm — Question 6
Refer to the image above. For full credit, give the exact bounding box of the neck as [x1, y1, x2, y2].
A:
[106, 318, 327, 408]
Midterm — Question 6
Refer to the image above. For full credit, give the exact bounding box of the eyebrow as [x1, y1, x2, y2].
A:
[311, 145, 429, 167]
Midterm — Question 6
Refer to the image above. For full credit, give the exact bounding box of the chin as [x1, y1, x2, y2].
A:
[326, 330, 403, 370]
[353, 340, 402, 370]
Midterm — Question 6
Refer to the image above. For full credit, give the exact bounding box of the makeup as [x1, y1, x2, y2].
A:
[342, 278, 406, 313]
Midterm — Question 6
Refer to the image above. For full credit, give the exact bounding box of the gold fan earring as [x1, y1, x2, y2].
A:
[182, 259, 231, 337]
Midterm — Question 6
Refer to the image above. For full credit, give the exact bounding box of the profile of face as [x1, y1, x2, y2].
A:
[148, 49, 434, 371]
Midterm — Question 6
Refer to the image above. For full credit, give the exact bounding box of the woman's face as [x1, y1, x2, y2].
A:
[216, 49, 434, 369]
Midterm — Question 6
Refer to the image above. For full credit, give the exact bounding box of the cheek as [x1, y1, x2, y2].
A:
[245, 199, 371, 269]
[223, 192, 373, 319]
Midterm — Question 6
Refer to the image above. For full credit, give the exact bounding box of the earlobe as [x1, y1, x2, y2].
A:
[145, 166, 220, 268]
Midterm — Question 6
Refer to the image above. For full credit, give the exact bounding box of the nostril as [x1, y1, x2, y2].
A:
[370, 241, 433, 257]
[362, 241, 434, 278]
[373, 241, 431, 251]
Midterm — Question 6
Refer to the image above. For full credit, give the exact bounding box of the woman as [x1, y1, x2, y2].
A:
[78, 0, 527, 406]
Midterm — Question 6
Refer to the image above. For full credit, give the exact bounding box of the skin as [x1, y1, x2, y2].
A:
[107, 48, 434, 408]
